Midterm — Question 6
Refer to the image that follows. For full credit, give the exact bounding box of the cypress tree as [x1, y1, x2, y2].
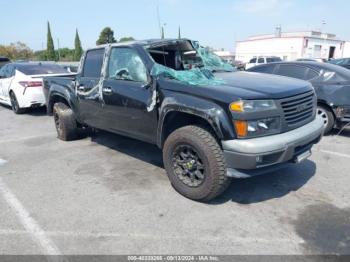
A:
[46, 22, 56, 61]
[74, 29, 83, 61]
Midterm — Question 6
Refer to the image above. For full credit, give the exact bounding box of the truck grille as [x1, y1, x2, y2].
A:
[281, 91, 315, 126]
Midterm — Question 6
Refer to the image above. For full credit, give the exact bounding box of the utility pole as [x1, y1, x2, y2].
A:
[157, 3, 162, 38]
[57, 38, 60, 61]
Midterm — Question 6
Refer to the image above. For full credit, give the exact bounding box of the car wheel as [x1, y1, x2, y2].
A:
[317, 105, 335, 134]
[53, 102, 79, 141]
[9, 91, 26, 114]
[163, 125, 231, 201]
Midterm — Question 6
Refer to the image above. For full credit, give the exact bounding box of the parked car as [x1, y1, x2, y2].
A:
[0, 57, 10, 69]
[328, 57, 350, 70]
[245, 56, 282, 70]
[0, 62, 70, 114]
[247, 61, 350, 133]
[296, 58, 327, 63]
[233, 60, 246, 71]
[44, 39, 323, 201]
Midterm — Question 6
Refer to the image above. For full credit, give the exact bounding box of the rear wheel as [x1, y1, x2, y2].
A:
[9, 91, 26, 114]
[53, 102, 79, 141]
[317, 105, 334, 134]
[163, 125, 231, 201]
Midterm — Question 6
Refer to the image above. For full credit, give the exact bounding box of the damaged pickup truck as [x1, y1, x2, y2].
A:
[43, 39, 324, 201]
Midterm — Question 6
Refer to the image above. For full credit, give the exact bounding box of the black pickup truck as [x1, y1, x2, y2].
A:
[43, 39, 324, 201]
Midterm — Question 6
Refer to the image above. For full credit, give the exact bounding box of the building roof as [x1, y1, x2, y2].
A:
[238, 31, 341, 43]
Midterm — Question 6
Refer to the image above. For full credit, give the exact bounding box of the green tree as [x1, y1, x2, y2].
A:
[74, 29, 83, 61]
[96, 27, 117, 45]
[119, 36, 135, 43]
[46, 21, 56, 61]
[0, 42, 33, 60]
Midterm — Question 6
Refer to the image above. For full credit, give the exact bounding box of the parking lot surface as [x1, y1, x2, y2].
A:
[0, 105, 349, 255]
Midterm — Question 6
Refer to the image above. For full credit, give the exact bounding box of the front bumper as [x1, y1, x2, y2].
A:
[222, 115, 324, 178]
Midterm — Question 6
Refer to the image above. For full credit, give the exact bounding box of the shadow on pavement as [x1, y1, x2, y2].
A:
[91, 130, 163, 168]
[211, 160, 316, 205]
[26, 106, 47, 116]
[91, 130, 316, 205]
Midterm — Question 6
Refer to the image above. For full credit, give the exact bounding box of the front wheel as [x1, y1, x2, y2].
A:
[317, 105, 335, 134]
[163, 125, 231, 201]
[10, 92, 26, 114]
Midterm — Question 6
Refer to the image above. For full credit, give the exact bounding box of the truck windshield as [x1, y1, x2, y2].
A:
[146, 40, 234, 86]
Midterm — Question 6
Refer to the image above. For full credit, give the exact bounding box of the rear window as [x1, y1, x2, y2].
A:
[250, 65, 275, 74]
[0, 57, 10, 62]
[16, 64, 68, 75]
[266, 57, 282, 63]
[83, 48, 105, 78]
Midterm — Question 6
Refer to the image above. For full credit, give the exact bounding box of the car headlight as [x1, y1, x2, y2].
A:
[233, 117, 281, 138]
[230, 100, 277, 112]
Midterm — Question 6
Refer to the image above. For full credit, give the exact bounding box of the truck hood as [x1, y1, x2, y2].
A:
[213, 71, 313, 99]
[159, 71, 314, 103]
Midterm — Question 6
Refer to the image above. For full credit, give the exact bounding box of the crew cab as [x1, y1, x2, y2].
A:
[43, 39, 324, 201]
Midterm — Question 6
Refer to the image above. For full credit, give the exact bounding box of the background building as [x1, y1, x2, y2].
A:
[213, 50, 235, 63]
[235, 30, 346, 63]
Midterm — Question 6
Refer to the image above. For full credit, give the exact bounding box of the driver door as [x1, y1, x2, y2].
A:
[101, 47, 158, 143]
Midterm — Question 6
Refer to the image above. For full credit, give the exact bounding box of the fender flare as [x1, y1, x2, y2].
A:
[157, 94, 235, 147]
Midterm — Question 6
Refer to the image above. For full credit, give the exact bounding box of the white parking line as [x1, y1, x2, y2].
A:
[0, 133, 56, 144]
[0, 177, 61, 255]
[320, 149, 350, 159]
[0, 229, 305, 244]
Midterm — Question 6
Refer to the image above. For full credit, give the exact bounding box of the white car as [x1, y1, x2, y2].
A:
[245, 56, 282, 70]
[0, 63, 69, 114]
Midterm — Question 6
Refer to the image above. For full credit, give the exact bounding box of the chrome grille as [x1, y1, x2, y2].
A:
[281, 91, 315, 126]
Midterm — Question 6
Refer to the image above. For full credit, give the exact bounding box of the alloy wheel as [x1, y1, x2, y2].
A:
[317, 107, 329, 128]
[172, 144, 206, 187]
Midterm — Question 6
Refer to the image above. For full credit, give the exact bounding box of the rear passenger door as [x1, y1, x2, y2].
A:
[76, 48, 105, 128]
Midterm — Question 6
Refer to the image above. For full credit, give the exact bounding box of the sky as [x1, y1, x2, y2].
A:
[0, 0, 349, 51]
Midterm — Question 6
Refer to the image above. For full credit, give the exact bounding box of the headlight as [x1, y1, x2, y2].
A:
[230, 100, 277, 112]
[233, 117, 280, 138]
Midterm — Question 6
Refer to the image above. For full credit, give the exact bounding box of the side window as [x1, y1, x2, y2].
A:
[82, 48, 105, 78]
[251, 65, 275, 74]
[0, 65, 7, 78]
[276, 65, 307, 80]
[305, 69, 320, 80]
[258, 58, 264, 63]
[249, 58, 256, 63]
[0, 65, 12, 78]
[108, 48, 148, 83]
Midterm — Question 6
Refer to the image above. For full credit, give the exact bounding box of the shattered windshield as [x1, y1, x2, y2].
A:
[146, 40, 234, 86]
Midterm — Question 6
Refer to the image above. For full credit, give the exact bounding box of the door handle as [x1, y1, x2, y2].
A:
[102, 86, 113, 94]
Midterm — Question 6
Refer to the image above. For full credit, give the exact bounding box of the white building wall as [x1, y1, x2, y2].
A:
[235, 38, 304, 63]
[235, 34, 345, 62]
[343, 42, 350, 57]
[303, 38, 343, 59]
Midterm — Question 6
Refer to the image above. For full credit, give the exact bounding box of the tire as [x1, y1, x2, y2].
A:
[9, 91, 26, 114]
[163, 125, 231, 201]
[317, 105, 335, 134]
[53, 102, 78, 141]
